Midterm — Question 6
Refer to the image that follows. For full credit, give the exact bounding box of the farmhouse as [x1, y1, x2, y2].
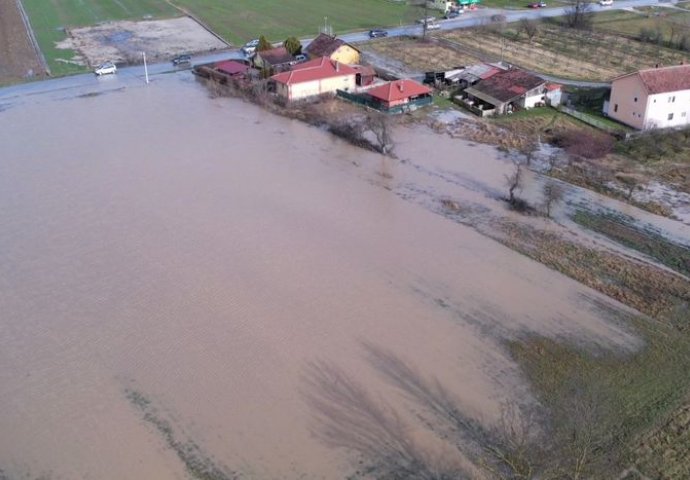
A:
[605, 64, 690, 130]
[253, 47, 295, 73]
[304, 33, 361, 65]
[460, 68, 546, 116]
[271, 57, 357, 102]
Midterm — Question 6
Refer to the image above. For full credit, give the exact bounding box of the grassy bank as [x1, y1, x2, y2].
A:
[573, 210, 690, 277]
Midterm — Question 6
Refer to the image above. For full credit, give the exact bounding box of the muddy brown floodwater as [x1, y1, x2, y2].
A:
[0, 75, 638, 479]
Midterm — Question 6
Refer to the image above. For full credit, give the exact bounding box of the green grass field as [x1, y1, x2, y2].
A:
[172, 0, 420, 45]
[22, 0, 424, 76]
[590, 8, 690, 42]
[23, 0, 178, 75]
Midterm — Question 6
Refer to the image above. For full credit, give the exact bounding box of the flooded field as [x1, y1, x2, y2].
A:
[0, 74, 641, 479]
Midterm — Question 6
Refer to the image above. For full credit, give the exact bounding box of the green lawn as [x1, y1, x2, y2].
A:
[590, 8, 690, 42]
[172, 0, 421, 45]
[23, 0, 422, 76]
[23, 0, 178, 75]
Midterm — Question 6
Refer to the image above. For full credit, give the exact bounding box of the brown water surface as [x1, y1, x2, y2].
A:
[0, 76, 637, 479]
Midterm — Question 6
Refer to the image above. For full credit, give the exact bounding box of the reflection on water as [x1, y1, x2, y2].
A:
[0, 75, 636, 479]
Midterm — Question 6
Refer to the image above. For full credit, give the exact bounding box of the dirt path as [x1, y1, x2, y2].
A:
[0, 0, 44, 84]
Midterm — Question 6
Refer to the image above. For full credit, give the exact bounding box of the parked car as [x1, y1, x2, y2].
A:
[443, 10, 462, 19]
[528, 1, 546, 7]
[294, 54, 308, 62]
[241, 39, 260, 56]
[172, 54, 191, 66]
[425, 21, 441, 30]
[599, 0, 613, 5]
[369, 29, 388, 38]
[417, 16, 437, 24]
[94, 62, 117, 76]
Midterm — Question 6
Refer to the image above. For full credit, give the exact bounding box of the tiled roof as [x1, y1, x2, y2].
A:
[635, 65, 690, 94]
[271, 57, 356, 85]
[365, 79, 432, 102]
[216, 60, 249, 75]
[470, 69, 545, 103]
[304, 33, 358, 58]
[257, 47, 294, 66]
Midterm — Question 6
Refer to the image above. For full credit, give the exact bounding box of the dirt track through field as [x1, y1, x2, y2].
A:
[0, 0, 44, 84]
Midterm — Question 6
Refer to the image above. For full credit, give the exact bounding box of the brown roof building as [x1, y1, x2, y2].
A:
[463, 68, 546, 116]
[304, 33, 361, 65]
[253, 47, 295, 72]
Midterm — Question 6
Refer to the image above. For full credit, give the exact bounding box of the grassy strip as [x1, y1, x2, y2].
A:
[510, 310, 690, 476]
[572, 210, 690, 278]
[125, 389, 239, 480]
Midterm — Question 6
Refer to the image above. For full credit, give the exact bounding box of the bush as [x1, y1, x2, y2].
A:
[553, 130, 615, 159]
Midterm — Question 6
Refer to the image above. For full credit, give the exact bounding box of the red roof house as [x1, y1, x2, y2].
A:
[607, 64, 690, 129]
[271, 57, 357, 102]
[365, 79, 433, 110]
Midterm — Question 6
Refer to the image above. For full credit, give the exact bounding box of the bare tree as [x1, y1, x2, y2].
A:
[542, 180, 565, 218]
[520, 18, 540, 43]
[506, 159, 525, 206]
[364, 112, 395, 155]
[615, 172, 645, 201]
[564, 0, 593, 30]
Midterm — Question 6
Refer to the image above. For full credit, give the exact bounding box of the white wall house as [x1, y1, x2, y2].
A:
[607, 64, 690, 130]
[271, 57, 356, 102]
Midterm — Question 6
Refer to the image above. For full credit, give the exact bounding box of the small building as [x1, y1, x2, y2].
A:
[304, 33, 361, 65]
[216, 60, 250, 77]
[451, 63, 504, 89]
[253, 47, 295, 73]
[364, 79, 433, 112]
[545, 83, 562, 107]
[271, 57, 357, 102]
[352, 65, 377, 86]
[461, 68, 546, 116]
[605, 64, 690, 130]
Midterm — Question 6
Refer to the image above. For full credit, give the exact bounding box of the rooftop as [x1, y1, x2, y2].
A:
[257, 47, 295, 66]
[634, 64, 690, 94]
[469, 68, 545, 103]
[271, 57, 357, 85]
[305, 33, 358, 58]
[366, 79, 432, 102]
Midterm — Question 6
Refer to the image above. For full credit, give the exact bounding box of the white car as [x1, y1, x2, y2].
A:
[242, 39, 260, 56]
[94, 62, 117, 76]
[425, 21, 441, 30]
[599, 0, 613, 5]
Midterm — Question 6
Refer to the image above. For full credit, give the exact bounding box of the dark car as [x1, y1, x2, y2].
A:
[369, 29, 388, 38]
[172, 54, 192, 66]
[443, 10, 461, 19]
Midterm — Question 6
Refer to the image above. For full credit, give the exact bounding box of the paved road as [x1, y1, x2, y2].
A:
[0, 0, 665, 102]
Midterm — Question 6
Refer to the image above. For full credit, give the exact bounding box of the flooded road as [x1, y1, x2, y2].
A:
[0, 74, 638, 479]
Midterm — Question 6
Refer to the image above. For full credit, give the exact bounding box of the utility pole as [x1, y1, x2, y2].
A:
[142, 51, 149, 84]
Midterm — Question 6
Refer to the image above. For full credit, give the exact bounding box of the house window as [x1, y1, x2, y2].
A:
[682, 112, 687, 117]
[669, 96, 676, 103]
[668, 113, 674, 120]
[614, 104, 618, 112]
[634, 97, 638, 102]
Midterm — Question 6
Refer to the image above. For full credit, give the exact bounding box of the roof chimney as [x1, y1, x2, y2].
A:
[655, 63, 660, 68]
[398, 81, 404, 92]
[335, 61, 339, 72]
